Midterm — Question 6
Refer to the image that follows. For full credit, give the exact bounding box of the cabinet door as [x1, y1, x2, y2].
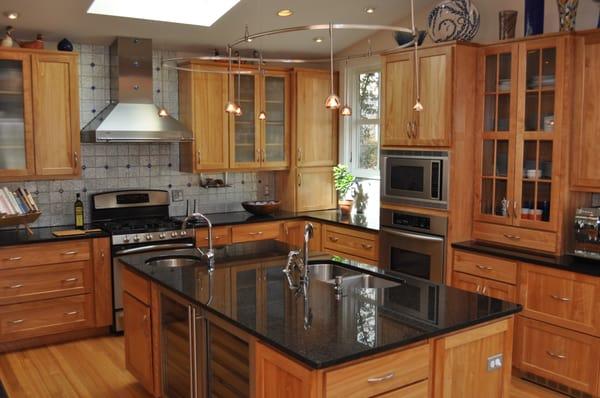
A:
[0, 51, 34, 179]
[230, 264, 261, 329]
[474, 45, 518, 225]
[231, 73, 261, 169]
[415, 46, 452, 146]
[382, 52, 414, 146]
[282, 220, 321, 252]
[514, 38, 565, 232]
[452, 272, 483, 294]
[31, 53, 80, 177]
[571, 31, 600, 191]
[123, 292, 154, 393]
[261, 73, 289, 168]
[92, 238, 112, 327]
[295, 70, 337, 167]
[296, 167, 336, 212]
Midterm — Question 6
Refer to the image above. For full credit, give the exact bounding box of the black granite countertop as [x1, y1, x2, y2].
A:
[119, 241, 521, 369]
[0, 224, 110, 247]
[453, 241, 600, 277]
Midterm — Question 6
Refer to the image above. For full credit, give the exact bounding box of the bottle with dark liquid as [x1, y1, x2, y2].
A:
[74, 193, 84, 229]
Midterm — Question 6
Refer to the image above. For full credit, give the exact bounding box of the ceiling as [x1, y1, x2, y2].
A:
[1, 0, 429, 57]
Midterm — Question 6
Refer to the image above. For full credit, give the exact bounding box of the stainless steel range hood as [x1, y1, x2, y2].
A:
[81, 37, 193, 143]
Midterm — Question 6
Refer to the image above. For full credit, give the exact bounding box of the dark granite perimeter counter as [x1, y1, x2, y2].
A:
[0, 224, 110, 247]
[453, 240, 600, 277]
[120, 240, 520, 369]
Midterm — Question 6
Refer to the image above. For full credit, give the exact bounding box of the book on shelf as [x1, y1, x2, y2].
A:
[0, 186, 39, 216]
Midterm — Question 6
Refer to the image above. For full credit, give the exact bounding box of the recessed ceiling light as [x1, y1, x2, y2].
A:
[87, 0, 240, 27]
[313, 37, 323, 43]
[4, 11, 19, 20]
[277, 9, 293, 17]
[365, 7, 375, 14]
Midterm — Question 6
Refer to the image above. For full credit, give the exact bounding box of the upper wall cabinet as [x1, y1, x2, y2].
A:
[473, 36, 571, 253]
[571, 30, 600, 192]
[382, 45, 453, 147]
[0, 49, 80, 181]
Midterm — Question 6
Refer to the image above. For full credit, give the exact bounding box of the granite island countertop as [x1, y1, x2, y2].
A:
[119, 240, 521, 369]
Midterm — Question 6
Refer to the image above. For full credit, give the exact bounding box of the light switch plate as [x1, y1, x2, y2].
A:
[487, 354, 503, 372]
[171, 190, 183, 202]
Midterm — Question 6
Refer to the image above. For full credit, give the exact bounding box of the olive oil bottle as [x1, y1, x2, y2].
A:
[74, 193, 84, 229]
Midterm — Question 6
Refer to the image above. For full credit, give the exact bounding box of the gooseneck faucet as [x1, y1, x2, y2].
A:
[283, 223, 313, 298]
[182, 212, 214, 272]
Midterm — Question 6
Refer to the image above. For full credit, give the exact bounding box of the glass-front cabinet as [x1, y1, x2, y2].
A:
[0, 52, 34, 178]
[475, 37, 567, 237]
[230, 69, 289, 169]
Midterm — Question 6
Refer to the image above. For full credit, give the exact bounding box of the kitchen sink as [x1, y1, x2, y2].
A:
[145, 255, 203, 269]
[308, 263, 401, 289]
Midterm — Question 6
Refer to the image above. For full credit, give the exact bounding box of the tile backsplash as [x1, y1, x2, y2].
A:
[2, 43, 275, 228]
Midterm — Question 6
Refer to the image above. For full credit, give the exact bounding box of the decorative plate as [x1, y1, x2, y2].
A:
[427, 0, 480, 43]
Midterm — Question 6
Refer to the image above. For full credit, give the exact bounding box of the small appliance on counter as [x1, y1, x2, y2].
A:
[574, 207, 600, 260]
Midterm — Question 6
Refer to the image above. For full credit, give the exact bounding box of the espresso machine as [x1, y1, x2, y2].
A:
[574, 208, 600, 260]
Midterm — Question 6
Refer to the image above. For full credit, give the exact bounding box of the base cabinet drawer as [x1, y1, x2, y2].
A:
[0, 240, 91, 269]
[453, 250, 517, 284]
[0, 294, 93, 342]
[231, 222, 282, 243]
[515, 317, 600, 395]
[472, 222, 557, 253]
[196, 226, 231, 247]
[323, 225, 378, 261]
[452, 272, 517, 302]
[377, 379, 428, 398]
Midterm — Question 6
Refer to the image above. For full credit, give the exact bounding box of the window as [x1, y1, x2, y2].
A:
[344, 65, 381, 179]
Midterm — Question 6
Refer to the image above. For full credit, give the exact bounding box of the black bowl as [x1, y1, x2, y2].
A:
[393, 30, 426, 47]
[241, 200, 281, 216]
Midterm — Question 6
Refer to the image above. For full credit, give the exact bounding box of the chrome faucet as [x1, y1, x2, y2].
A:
[283, 223, 313, 298]
[182, 212, 214, 272]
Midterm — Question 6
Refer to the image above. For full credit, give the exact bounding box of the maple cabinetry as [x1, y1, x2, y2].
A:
[281, 220, 322, 251]
[473, 37, 570, 254]
[0, 49, 80, 181]
[322, 224, 379, 264]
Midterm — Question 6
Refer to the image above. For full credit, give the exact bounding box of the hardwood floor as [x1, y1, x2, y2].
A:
[0, 336, 568, 398]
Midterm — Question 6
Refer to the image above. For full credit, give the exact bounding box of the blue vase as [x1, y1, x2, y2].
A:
[57, 38, 73, 52]
[524, 0, 544, 36]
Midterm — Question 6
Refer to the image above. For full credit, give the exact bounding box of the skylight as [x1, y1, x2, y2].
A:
[87, 0, 240, 27]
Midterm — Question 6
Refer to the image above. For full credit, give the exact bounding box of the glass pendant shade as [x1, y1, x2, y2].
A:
[158, 107, 169, 117]
[340, 105, 352, 116]
[258, 110, 267, 120]
[225, 101, 237, 113]
[325, 94, 341, 109]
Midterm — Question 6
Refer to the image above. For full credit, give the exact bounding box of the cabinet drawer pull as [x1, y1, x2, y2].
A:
[9, 319, 24, 325]
[406, 122, 411, 138]
[6, 256, 22, 261]
[62, 277, 79, 283]
[73, 152, 79, 166]
[205, 236, 223, 240]
[297, 148, 302, 162]
[248, 231, 264, 236]
[61, 251, 78, 255]
[475, 285, 481, 293]
[361, 243, 373, 249]
[6, 284, 23, 289]
[64, 311, 79, 316]
[475, 264, 493, 271]
[503, 234, 521, 241]
[328, 236, 339, 242]
[297, 172, 302, 187]
[481, 285, 487, 294]
[550, 294, 571, 302]
[546, 351, 566, 360]
[367, 372, 395, 383]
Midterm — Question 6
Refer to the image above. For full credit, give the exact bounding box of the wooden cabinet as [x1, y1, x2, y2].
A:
[322, 224, 379, 264]
[123, 292, 154, 393]
[473, 36, 571, 253]
[92, 238, 112, 327]
[196, 225, 231, 247]
[452, 272, 517, 302]
[382, 45, 453, 147]
[571, 30, 600, 191]
[281, 220, 322, 251]
[0, 49, 80, 181]
[514, 317, 600, 395]
[179, 62, 229, 172]
[453, 250, 517, 284]
[231, 221, 282, 243]
[519, 263, 600, 336]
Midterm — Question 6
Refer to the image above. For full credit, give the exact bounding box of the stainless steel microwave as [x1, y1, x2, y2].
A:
[380, 150, 449, 210]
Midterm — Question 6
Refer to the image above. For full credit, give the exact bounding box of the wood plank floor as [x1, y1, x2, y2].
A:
[0, 336, 568, 398]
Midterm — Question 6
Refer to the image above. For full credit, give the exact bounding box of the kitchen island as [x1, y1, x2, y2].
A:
[119, 240, 521, 398]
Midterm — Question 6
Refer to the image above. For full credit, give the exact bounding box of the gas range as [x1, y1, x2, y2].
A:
[94, 217, 194, 245]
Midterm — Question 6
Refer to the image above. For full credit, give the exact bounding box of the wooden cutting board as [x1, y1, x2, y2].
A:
[52, 229, 103, 237]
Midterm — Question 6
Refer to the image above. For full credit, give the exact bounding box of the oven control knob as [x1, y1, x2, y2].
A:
[133, 235, 140, 242]
[180, 230, 187, 236]
[123, 235, 130, 243]
[159, 233, 166, 239]
[145, 234, 152, 240]
[171, 232, 178, 238]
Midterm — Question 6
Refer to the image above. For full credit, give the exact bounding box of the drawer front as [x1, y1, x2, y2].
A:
[472, 222, 557, 253]
[452, 272, 517, 302]
[231, 222, 281, 243]
[323, 225, 378, 261]
[453, 250, 517, 284]
[0, 294, 93, 342]
[0, 261, 92, 305]
[520, 264, 599, 336]
[377, 379, 428, 398]
[325, 343, 430, 398]
[196, 226, 231, 247]
[515, 317, 600, 394]
[0, 240, 91, 269]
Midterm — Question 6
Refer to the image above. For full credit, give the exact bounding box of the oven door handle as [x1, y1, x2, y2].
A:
[114, 243, 195, 255]
[380, 227, 445, 243]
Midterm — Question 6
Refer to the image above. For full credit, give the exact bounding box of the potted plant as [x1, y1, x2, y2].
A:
[333, 164, 356, 215]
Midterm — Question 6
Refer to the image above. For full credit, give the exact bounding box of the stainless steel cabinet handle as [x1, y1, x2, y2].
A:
[61, 251, 78, 255]
[62, 277, 78, 283]
[361, 243, 373, 249]
[475, 264, 493, 271]
[329, 236, 339, 242]
[205, 236, 222, 240]
[476, 285, 481, 293]
[298, 172, 302, 187]
[9, 319, 24, 325]
[73, 152, 79, 166]
[297, 148, 302, 162]
[367, 372, 395, 383]
[513, 201, 518, 220]
[197, 150, 201, 162]
[100, 250, 105, 258]
[64, 311, 79, 316]
[546, 351, 566, 360]
[503, 234, 521, 241]
[261, 149, 266, 162]
[7, 284, 23, 289]
[255, 149, 260, 162]
[482, 285, 487, 294]
[6, 256, 22, 261]
[381, 227, 445, 243]
[248, 231, 264, 236]
[411, 121, 418, 138]
[406, 122, 411, 138]
[550, 294, 571, 302]
[505, 200, 512, 218]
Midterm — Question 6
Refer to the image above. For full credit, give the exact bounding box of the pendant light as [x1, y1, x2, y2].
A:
[234, 53, 243, 117]
[340, 57, 352, 116]
[158, 56, 169, 117]
[325, 22, 341, 110]
[225, 46, 237, 113]
[410, 0, 423, 112]
[258, 51, 267, 120]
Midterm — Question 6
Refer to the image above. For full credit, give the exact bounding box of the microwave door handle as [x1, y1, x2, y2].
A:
[381, 227, 445, 243]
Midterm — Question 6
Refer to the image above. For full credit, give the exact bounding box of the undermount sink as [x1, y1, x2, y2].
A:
[145, 255, 203, 269]
[308, 263, 401, 289]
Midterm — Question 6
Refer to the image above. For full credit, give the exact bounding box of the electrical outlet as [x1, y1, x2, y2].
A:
[487, 354, 503, 372]
[171, 190, 184, 202]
